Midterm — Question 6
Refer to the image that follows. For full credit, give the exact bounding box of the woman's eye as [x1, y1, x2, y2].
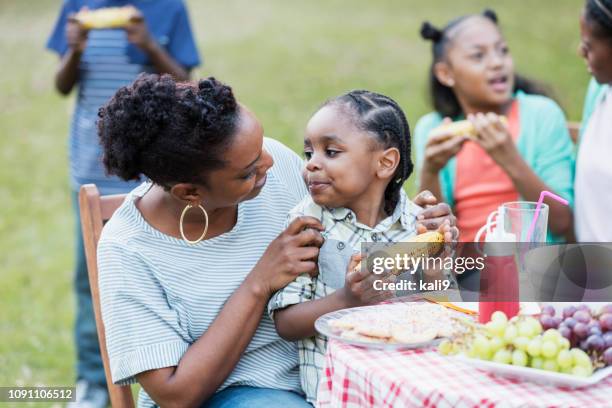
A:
[304, 151, 312, 160]
[326, 149, 340, 157]
[242, 170, 256, 180]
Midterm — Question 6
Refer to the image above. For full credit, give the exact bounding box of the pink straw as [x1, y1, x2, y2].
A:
[526, 191, 569, 242]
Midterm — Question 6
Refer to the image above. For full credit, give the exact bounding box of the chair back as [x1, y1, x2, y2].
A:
[79, 184, 135, 408]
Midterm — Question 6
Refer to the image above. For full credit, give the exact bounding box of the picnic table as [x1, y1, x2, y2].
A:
[317, 339, 612, 408]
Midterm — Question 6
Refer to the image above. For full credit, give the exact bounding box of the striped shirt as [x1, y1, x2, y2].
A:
[70, 28, 152, 194]
[97, 138, 308, 408]
[46, 0, 201, 195]
[268, 191, 421, 403]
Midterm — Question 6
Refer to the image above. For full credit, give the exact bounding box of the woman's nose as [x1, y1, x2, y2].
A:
[259, 149, 274, 172]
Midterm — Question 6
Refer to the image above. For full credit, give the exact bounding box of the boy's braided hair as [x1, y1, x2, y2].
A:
[98, 73, 240, 188]
[586, 0, 612, 38]
[325, 90, 413, 215]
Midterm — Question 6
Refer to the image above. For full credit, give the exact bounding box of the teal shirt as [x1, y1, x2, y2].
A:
[414, 92, 575, 243]
[580, 78, 610, 140]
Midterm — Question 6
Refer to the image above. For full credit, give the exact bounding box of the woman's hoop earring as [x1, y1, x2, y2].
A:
[179, 203, 209, 244]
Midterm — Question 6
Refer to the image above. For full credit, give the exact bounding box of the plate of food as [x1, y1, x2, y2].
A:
[315, 302, 469, 350]
[438, 304, 612, 387]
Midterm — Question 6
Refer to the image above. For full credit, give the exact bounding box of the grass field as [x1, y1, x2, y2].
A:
[0, 0, 591, 400]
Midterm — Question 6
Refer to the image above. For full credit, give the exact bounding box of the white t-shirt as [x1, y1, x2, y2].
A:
[575, 88, 612, 242]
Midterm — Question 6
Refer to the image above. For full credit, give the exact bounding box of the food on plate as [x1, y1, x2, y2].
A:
[73, 6, 139, 29]
[428, 117, 508, 140]
[437, 308, 612, 377]
[328, 302, 465, 345]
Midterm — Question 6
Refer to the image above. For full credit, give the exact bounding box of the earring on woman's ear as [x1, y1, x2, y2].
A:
[179, 203, 209, 244]
[446, 79, 455, 87]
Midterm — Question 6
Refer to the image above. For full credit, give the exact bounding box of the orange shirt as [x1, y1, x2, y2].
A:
[454, 101, 520, 242]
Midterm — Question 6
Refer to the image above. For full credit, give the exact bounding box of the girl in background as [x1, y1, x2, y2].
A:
[415, 10, 575, 243]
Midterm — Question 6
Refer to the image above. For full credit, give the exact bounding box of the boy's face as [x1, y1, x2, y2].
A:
[303, 105, 392, 209]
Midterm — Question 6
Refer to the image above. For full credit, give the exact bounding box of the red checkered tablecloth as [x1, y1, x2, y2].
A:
[317, 339, 612, 408]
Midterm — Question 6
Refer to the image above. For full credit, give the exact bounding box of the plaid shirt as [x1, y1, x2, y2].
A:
[268, 190, 421, 404]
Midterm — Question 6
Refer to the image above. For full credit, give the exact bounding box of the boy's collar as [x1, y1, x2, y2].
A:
[326, 190, 414, 231]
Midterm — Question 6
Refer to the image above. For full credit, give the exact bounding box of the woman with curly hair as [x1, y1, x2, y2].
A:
[97, 73, 455, 407]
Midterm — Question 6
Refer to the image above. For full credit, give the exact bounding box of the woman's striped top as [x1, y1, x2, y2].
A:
[97, 138, 308, 407]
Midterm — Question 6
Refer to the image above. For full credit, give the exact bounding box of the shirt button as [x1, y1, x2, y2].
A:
[337, 242, 346, 250]
[371, 233, 379, 242]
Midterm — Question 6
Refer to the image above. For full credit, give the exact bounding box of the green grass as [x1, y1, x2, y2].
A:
[0, 0, 590, 399]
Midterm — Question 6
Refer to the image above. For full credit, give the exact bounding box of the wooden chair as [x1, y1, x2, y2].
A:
[568, 121, 580, 144]
[79, 184, 135, 408]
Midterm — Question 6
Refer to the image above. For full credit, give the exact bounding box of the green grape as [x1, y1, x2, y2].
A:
[438, 339, 453, 355]
[541, 340, 558, 359]
[530, 357, 544, 369]
[561, 366, 574, 375]
[485, 320, 506, 337]
[491, 311, 508, 323]
[542, 329, 561, 343]
[467, 345, 478, 358]
[473, 335, 491, 358]
[572, 365, 592, 377]
[503, 325, 518, 344]
[513, 336, 530, 351]
[527, 337, 542, 357]
[512, 349, 528, 366]
[558, 337, 570, 351]
[557, 350, 573, 369]
[570, 348, 592, 369]
[542, 359, 559, 372]
[518, 321, 535, 338]
[489, 336, 504, 353]
[524, 316, 543, 336]
[493, 348, 512, 364]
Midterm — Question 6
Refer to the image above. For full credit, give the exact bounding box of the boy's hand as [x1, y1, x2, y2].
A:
[337, 253, 395, 308]
[125, 10, 155, 52]
[66, 13, 89, 54]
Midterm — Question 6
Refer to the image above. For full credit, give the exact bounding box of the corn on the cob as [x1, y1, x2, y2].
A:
[429, 117, 508, 140]
[74, 6, 138, 29]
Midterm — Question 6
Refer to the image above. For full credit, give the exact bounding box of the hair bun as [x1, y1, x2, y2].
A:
[482, 9, 498, 23]
[420, 21, 443, 42]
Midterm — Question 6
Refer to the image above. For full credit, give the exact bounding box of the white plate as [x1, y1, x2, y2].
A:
[455, 355, 612, 388]
[315, 303, 462, 350]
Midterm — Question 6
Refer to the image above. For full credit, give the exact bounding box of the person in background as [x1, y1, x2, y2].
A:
[415, 9, 575, 244]
[46, 1, 200, 406]
[575, 0, 612, 242]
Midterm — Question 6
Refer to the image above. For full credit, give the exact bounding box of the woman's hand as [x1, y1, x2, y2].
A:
[413, 190, 459, 242]
[336, 253, 396, 308]
[249, 216, 324, 298]
[469, 112, 520, 170]
[422, 118, 469, 175]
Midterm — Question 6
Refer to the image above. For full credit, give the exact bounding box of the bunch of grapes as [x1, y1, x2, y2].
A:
[439, 311, 595, 376]
[539, 304, 612, 368]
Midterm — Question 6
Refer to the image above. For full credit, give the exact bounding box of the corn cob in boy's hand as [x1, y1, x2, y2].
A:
[429, 116, 508, 140]
[73, 6, 139, 29]
[353, 231, 445, 275]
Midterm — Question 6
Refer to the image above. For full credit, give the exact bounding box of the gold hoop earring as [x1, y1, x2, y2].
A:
[179, 204, 209, 244]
